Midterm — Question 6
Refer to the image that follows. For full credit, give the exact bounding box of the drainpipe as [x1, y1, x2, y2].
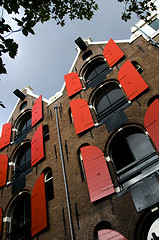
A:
[54, 105, 75, 240]
[134, 24, 159, 48]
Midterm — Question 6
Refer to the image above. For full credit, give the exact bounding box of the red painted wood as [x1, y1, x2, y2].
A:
[0, 123, 12, 150]
[80, 146, 114, 202]
[98, 229, 127, 240]
[31, 125, 44, 167]
[144, 99, 159, 151]
[0, 208, 2, 236]
[70, 99, 94, 134]
[31, 173, 47, 237]
[103, 38, 125, 67]
[118, 60, 148, 100]
[64, 72, 83, 97]
[31, 95, 43, 127]
[0, 154, 8, 188]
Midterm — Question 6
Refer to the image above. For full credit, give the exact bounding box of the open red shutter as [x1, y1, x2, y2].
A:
[0, 154, 8, 188]
[80, 146, 114, 202]
[31, 173, 47, 237]
[118, 60, 148, 100]
[103, 38, 125, 67]
[31, 125, 44, 167]
[70, 99, 94, 134]
[32, 95, 42, 127]
[64, 72, 83, 97]
[98, 229, 127, 240]
[0, 123, 12, 150]
[144, 99, 159, 151]
[0, 208, 2, 236]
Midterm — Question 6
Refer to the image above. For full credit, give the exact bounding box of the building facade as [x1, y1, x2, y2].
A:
[0, 9, 159, 240]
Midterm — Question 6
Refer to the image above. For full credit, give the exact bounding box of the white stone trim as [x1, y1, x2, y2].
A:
[9, 162, 15, 167]
[106, 156, 111, 162]
[115, 187, 121, 193]
[12, 128, 17, 132]
[3, 217, 11, 223]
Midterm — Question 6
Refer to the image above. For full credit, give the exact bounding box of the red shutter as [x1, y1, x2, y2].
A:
[103, 38, 125, 67]
[31, 173, 47, 237]
[0, 208, 2, 236]
[64, 72, 83, 97]
[31, 95, 42, 127]
[80, 146, 114, 202]
[0, 154, 8, 188]
[98, 229, 127, 240]
[31, 125, 44, 167]
[70, 99, 94, 134]
[118, 60, 148, 100]
[144, 99, 159, 151]
[0, 123, 12, 150]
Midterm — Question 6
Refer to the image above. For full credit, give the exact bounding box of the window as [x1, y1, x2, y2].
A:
[109, 126, 158, 188]
[82, 57, 112, 89]
[20, 101, 27, 111]
[43, 125, 49, 141]
[149, 18, 159, 31]
[68, 108, 73, 123]
[82, 50, 93, 61]
[147, 95, 159, 107]
[15, 111, 32, 139]
[92, 82, 128, 122]
[135, 206, 159, 240]
[77, 144, 90, 181]
[7, 193, 31, 240]
[131, 61, 143, 74]
[13, 142, 31, 178]
[42, 167, 54, 201]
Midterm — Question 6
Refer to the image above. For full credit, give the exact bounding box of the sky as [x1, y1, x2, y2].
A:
[0, 0, 139, 130]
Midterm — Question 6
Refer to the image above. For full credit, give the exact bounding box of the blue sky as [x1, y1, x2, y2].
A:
[0, 0, 139, 130]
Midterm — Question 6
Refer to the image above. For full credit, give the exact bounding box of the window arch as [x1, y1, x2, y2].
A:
[81, 57, 112, 89]
[7, 192, 31, 240]
[108, 126, 158, 188]
[41, 167, 54, 201]
[13, 142, 31, 178]
[77, 143, 90, 181]
[92, 82, 128, 123]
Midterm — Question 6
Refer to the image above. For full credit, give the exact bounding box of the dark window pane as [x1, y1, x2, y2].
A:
[149, 18, 159, 31]
[126, 133, 155, 161]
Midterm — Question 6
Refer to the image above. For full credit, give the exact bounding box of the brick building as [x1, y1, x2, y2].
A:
[0, 8, 159, 240]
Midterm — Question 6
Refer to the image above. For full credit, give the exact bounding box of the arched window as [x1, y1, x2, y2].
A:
[68, 108, 73, 124]
[92, 82, 128, 122]
[15, 111, 32, 138]
[7, 193, 31, 240]
[42, 167, 54, 201]
[43, 125, 49, 141]
[134, 206, 159, 240]
[82, 57, 111, 89]
[77, 143, 90, 181]
[131, 61, 143, 74]
[109, 126, 158, 188]
[13, 142, 31, 178]
[94, 221, 112, 240]
[147, 95, 159, 107]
